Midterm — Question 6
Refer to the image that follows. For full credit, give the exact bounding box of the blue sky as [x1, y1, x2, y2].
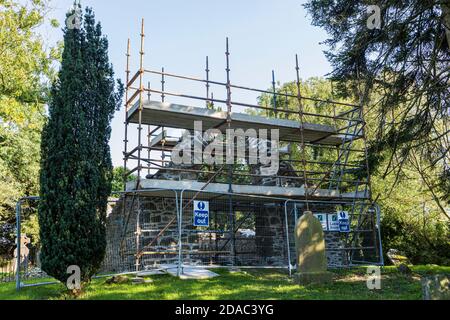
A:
[41, 0, 332, 167]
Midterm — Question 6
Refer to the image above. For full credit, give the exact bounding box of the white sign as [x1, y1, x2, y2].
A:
[314, 214, 328, 231]
[193, 201, 209, 227]
[338, 211, 350, 233]
[327, 214, 340, 232]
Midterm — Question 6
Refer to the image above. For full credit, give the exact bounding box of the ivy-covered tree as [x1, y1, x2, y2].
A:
[39, 3, 123, 286]
[304, 0, 450, 211]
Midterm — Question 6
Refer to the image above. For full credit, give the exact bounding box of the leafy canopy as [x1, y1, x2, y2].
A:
[305, 0, 450, 204]
[0, 0, 59, 254]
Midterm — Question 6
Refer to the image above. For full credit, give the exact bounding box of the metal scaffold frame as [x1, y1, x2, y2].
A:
[117, 19, 383, 276]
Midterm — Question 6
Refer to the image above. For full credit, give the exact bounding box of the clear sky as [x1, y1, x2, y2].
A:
[41, 0, 332, 167]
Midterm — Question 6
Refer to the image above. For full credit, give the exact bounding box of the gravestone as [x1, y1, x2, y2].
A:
[294, 211, 333, 285]
[12, 234, 30, 274]
[422, 275, 450, 300]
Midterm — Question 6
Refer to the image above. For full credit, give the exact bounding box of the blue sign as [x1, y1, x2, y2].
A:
[338, 211, 350, 233]
[327, 214, 340, 232]
[193, 201, 209, 227]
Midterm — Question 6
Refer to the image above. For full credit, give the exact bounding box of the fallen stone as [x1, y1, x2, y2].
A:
[164, 266, 220, 280]
[422, 275, 450, 300]
[130, 276, 153, 284]
[137, 270, 165, 277]
[105, 275, 130, 285]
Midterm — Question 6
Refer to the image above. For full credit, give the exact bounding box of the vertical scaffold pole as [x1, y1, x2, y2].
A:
[137, 19, 145, 183]
[161, 67, 166, 164]
[122, 39, 131, 236]
[205, 56, 210, 108]
[161, 67, 166, 103]
[284, 89, 289, 120]
[135, 196, 141, 273]
[15, 200, 22, 291]
[272, 70, 277, 117]
[295, 54, 310, 212]
[211, 92, 215, 109]
[147, 81, 151, 176]
[123, 39, 131, 190]
[225, 37, 236, 267]
[284, 201, 292, 277]
[356, 66, 373, 201]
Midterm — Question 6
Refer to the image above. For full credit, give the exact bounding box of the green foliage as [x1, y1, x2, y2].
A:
[381, 211, 450, 266]
[111, 167, 137, 196]
[0, 0, 58, 254]
[39, 5, 123, 284]
[257, 77, 449, 265]
[304, 0, 450, 264]
[373, 163, 450, 265]
[304, 0, 450, 202]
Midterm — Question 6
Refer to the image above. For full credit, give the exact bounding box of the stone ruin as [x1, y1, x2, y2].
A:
[101, 195, 347, 273]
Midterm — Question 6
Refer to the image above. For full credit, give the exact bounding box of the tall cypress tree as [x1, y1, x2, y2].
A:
[39, 3, 123, 285]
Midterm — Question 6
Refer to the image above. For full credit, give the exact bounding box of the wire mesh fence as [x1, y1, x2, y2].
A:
[178, 196, 289, 268]
[4, 190, 382, 289]
[101, 190, 383, 275]
[1, 198, 47, 285]
[284, 199, 382, 272]
[1, 222, 16, 283]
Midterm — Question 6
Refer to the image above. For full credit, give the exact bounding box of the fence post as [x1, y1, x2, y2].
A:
[15, 200, 22, 291]
[177, 190, 185, 277]
[284, 200, 292, 277]
[375, 203, 384, 266]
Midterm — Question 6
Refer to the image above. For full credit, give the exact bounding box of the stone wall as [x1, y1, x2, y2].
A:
[101, 195, 179, 273]
[255, 204, 286, 266]
[325, 232, 346, 267]
[101, 196, 346, 273]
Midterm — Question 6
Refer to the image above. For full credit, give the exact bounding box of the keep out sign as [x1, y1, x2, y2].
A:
[338, 211, 350, 233]
[193, 200, 209, 227]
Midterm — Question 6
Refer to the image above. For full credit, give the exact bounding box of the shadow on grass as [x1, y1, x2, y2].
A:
[1, 267, 435, 300]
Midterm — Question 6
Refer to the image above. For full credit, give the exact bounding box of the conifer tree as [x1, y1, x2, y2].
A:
[39, 3, 123, 285]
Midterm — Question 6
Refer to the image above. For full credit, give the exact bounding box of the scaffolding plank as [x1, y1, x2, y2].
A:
[128, 101, 343, 145]
[126, 179, 369, 200]
[150, 130, 179, 148]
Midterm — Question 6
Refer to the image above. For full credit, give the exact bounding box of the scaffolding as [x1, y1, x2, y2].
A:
[114, 19, 383, 276]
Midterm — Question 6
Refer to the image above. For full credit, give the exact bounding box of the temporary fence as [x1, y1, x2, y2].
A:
[103, 189, 383, 278]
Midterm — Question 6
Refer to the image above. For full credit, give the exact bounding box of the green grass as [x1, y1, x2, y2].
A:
[0, 266, 449, 300]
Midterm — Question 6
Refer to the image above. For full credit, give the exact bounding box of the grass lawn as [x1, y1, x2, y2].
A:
[0, 265, 449, 300]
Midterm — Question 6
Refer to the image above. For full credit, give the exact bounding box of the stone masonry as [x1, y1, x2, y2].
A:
[101, 196, 346, 273]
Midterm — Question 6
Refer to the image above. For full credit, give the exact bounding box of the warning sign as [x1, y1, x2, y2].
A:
[193, 201, 209, 227]
[327, 214, 340, 232]
[338, 211, 350, 233]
